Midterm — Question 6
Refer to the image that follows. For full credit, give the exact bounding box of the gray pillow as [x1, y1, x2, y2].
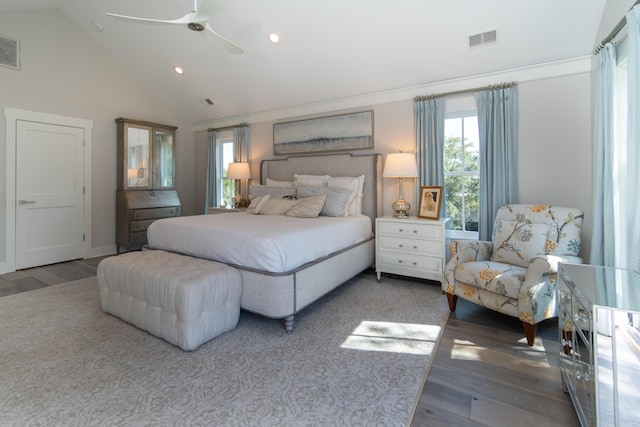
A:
[296, 186, 355, 217]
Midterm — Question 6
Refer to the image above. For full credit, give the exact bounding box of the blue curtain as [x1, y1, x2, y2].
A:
[627, 5, 640, 271]
[204, 130, 218, 212]
[415, 97, 445, 211]
[476, 87, 519, 241]
[590, 43, 617, 267]
[233, 126, 251, 202]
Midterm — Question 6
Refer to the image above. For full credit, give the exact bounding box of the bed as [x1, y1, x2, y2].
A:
[147, 153, 382, 332]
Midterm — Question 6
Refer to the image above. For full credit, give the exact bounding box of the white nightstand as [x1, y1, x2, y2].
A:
[375, 216, 448, 283]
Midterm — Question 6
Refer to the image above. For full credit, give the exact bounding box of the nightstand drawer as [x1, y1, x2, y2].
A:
[378, 221, 443, 241]
[378, 251, 442, 274]
[378, 236, 441, 257]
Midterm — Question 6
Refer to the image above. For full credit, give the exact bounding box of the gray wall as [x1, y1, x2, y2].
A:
[2, 8, 599, 269]
[0, 10, 196, 264]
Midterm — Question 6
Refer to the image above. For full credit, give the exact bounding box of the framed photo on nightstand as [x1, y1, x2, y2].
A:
[418, 186, 442, 220]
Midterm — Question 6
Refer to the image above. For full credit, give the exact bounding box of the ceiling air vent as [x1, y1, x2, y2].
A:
[469, 29, 497, 48]
[0, 34, 20, 69]
[200, 98, 215, 107]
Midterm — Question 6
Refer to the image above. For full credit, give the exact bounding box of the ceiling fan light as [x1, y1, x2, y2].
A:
[268, 33, 280, 44]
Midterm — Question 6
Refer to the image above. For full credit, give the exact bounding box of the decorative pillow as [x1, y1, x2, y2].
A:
[246, 195, 270, 215]
[250, 185, 296, 200]
[259, 197, 299, 215]
[327, 175, 365, 215]
[490, 220, 549, 268]
[296, 186, 355, 217]
[266, 178, 294, 187]
[286, 194, 327, 218]
[294, 174, 329, 187]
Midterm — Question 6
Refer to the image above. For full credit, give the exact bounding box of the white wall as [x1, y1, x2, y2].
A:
[0, 10, 196, 264]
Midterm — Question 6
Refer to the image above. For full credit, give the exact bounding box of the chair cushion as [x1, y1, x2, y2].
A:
[494, 204, 583, 256]
[490, 219, 549, 268]
[454, 261, 527, 300]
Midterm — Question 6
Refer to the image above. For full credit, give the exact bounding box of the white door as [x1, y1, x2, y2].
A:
[15, 120, 85, 269]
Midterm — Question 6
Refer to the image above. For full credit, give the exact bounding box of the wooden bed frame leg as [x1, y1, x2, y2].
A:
[284, 315, 294, 334]
[522, 322, 537, 346]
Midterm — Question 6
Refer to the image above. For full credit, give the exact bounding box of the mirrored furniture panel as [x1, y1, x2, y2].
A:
[558, 263, 640, 427]
[116, 118, 181, 253]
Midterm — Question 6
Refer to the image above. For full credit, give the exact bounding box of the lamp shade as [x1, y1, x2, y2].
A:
[383, 153, 418, 178]
[226, 162, 251, 179]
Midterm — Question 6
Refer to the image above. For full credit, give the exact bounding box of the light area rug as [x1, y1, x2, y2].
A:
[0, 272, 449, 427]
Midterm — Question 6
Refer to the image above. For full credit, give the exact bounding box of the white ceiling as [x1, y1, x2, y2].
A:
[1, 0, 608, 125]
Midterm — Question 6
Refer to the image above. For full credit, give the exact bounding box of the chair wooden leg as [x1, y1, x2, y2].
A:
[446, 293, 458, 312]
[522, 322, 537, 346]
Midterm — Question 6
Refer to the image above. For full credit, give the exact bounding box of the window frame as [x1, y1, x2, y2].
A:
[215, 130, 235, 207]
[444, 109, 480, 241]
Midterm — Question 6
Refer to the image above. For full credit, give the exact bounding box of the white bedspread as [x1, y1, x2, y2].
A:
[147, 213, 373, 273]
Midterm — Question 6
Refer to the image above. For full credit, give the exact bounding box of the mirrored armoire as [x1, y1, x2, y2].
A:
[116, 118, 181, 253]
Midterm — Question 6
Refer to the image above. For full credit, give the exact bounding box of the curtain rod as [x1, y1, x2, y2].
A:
[207, 123, 249, 132]
[594, 0, 640, 55]
[414, 81, 518, 101]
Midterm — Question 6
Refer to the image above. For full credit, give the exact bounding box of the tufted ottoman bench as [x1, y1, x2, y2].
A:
[97, 249, 242, 351]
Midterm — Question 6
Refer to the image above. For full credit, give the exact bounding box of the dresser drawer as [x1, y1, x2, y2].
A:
[378, 251, 442, 274]
[378, 236, 441, 257]
[130, 231, 148, 244]
[130, 219, 156, 232]
[132, 207, 180, 220]
[378, 221, 443, 241]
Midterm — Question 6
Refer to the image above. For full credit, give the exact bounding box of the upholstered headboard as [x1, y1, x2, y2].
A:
[260, 153, 382, 227]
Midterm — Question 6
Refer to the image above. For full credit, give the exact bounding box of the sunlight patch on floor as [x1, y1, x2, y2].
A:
[340, 320, 442, 355]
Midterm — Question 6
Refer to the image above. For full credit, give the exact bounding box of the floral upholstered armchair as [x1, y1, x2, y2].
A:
[443, 204, 584, 346]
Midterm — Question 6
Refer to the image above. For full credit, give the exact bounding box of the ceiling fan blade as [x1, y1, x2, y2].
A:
[204, 22, 244, 54]
[105, 12, 195, 26]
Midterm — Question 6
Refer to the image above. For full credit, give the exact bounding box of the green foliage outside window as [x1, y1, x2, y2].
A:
[444, 130, 480, 232]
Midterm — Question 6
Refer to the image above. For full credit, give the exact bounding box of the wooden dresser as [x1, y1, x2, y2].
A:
[115, 118, 181, 253]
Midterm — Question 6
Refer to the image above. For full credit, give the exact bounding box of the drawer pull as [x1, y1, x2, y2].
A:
[398, 228, 403, 233]
[398, 260, 403, 264]
[398, 244, 403, 248]
[413, 246, 417, 249]
[413, 230, 418, 234]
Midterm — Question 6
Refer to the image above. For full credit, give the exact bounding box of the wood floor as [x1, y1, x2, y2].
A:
[0, 258, 580, 427]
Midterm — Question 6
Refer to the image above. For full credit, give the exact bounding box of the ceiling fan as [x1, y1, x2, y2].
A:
[105, 0, 244, 54]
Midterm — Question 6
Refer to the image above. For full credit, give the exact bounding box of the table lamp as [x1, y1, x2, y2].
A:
[383, 152, 418, 218]
[226, 162, 251, 208]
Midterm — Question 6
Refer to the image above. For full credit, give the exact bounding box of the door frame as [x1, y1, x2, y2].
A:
[2, 108, 93, 274]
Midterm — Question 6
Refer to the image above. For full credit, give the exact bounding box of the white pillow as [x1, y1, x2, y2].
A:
[259, 197, 299, 215]
[490, 220, 549, 268]
[286, 194, 327, 218]
[294, 174, 329, 187]
[327, 175, 365, 215]
[250, 185, 296, 200]
[266, 178, 294, 187]
[246, 195, 270, 215]
[296, 186, 355, 217]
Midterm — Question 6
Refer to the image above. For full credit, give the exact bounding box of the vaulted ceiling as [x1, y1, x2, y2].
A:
[1, 0, 608, 125]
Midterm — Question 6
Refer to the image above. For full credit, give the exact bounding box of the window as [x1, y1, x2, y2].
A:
[444, 113, 479, 239]
[216, 130, 236, 207]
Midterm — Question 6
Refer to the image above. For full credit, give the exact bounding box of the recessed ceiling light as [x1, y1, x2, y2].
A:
[92, 21, 104, 32]
[268, 33, 280, 44]
[174, 66, 184, 75]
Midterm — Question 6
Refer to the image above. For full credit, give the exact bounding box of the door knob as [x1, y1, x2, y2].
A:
[19, 200, 36, 205]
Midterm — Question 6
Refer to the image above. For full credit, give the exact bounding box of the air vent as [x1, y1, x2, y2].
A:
[200, 98, 215, 107]
[469, 30, 497, 48]
[0, 34, 20, 69]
